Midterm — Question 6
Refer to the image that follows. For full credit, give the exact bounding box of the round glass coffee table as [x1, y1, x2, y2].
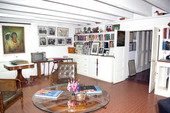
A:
[32, 84, 110, 113]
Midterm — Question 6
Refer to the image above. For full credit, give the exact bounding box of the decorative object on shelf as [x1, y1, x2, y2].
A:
[2, 26, 25, 54]
[47, 37, 56, 46]
[57, 38, 65, 45]
[65, 38, 72, 45]
[83, 42, 89, 55]
[75, 28, 82, 34]
[113, 24, 120, 31]
[83, 27, 87, 33]
[39, 36, 47, 46]
[38, 26, 47, 35]
[57, 27, 69, 37]
[68, 47, 75, 53]
[120, 17, 125, 20]
[105, 25, 113, 32]
[92, 27, 99, 33]
[75, 44, 83, 54]
[98, 47, 104, 55]
[154, 11, 169, 15]
[48, 26, 56, 36]
[87, 27, 92, 33]
[91, 43, 99, 55]
[103, 48, 109, 56]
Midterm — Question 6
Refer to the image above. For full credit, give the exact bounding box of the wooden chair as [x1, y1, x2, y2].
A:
[50, 62, 78, 85]
[0, 79, 23, 113]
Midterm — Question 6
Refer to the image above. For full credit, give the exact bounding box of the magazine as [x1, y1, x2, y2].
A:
[35, 89, 63, 99]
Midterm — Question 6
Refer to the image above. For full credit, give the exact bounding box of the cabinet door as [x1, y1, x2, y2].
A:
[98, 57, 113, 83]
[88, 56, 98, 78]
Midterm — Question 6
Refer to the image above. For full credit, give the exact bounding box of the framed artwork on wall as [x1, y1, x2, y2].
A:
[57, 38, 65, 45]
[57, 27, 69, 37]
[47, 37, 56, 46]
[48, 27, 56, 36]
[39, 36, 47, 46]
[91, 43, 99, 55]
[65, 38, 72, 45]
[38, 26, 47, 35]
[2, 26, 25, 54]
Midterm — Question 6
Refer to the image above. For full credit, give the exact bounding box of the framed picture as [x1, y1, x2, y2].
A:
[117, 31, 125, 46]
[57, 38, 65, 45]
[83, 44, 89, 55]
[48, 27, 56, 36]
[113, 24, 120, 31]
[57, 27, 69, 37]
[65, 38, 72, 45]
[38, 26, 47, 35]
[98, 47, 104, 55]
[91, 43, 99, 55]
[39, 36, 47, 46]
[75, 44, 83, 54]
[47, 37, 56, 46]
[2, 26, 25, 54]
[103, 48, 109, 56]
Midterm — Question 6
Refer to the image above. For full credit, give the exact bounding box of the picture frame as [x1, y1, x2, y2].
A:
[2, 26, 25, 54]
[56, 38, 65, 45]
[47, 37, 56, 46]
[65, 38, 72, 45]
[83, 44, 89, 55]
[38, 26, 47, 35]
[103, 48, 109, 56]
[117, 31, 125, 46]
[91, 43, 99, 55]
[113, 24, 120, 31]
[98, 47, 104, 55]
[48, 26, 56, 36]
[57, 27, 69, 37]
[39, 36, 47, 46]
[75, 44, 83, 54]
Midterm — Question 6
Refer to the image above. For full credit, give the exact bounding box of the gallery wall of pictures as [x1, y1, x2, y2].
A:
[38, 26, 72, 46]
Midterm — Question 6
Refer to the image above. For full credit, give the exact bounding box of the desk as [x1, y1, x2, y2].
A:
[4, 62, 34, 83]
[32, 84, 109, 113]
[31, 58, 73, 79]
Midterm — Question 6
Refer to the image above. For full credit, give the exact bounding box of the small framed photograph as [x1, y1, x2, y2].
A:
[38, 26, 47, 35]
[39, 36, 47, 46]
[57, 27, 69, 37]
[65, 38, 72, 45]
[91, 43, 99, 55]
[98, 47, 104, 55]
[113, 24, 120, 31]
[47, 37, 56, 46]
[103, 48, 109, 56]
[48, 26, 56, 36]
[57, 38, 65, 45]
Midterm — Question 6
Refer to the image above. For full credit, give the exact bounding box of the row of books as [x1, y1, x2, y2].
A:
[34, 85, 102, 99]
[74, 34, 114, 41]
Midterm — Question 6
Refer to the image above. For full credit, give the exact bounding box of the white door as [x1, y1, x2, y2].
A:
[149, 27, 159, 93]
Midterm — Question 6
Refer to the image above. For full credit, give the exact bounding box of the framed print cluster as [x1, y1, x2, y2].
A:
[57, 27, 69, 37]
[57, 38, 65, 45]
[91, 43, 99, 55]
[48, 37, 56, 46]
[2, 26, 25, 54]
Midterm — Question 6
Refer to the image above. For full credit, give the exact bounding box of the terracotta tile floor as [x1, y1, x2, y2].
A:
[5, 74, 165, 113]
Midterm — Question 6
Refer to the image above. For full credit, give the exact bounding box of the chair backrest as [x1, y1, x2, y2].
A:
[50, 62, 78, 85]
[0, 79, 21, 91]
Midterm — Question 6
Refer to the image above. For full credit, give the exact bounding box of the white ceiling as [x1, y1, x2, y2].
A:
[0, 0, 169, 25]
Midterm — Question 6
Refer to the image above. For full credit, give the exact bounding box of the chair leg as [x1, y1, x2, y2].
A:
[21, 97, 23, 110]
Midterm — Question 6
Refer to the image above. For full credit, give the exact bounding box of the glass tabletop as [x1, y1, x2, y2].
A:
[32, 84, 110, 113]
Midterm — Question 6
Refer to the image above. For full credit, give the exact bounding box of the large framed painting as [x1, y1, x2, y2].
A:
[2, 26, 25, 54]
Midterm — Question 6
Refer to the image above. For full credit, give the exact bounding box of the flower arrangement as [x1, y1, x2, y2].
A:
[67, 79, 79, 95]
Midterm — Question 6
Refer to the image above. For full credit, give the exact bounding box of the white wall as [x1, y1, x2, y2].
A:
[0, 19, 75, 78]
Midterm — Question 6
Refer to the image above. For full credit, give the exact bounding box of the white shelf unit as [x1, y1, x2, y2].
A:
[70, 30, 129, 83]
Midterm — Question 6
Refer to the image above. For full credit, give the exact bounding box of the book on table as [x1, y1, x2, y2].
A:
[77, 85, 102, 94]
[35, 89, 63, 99]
